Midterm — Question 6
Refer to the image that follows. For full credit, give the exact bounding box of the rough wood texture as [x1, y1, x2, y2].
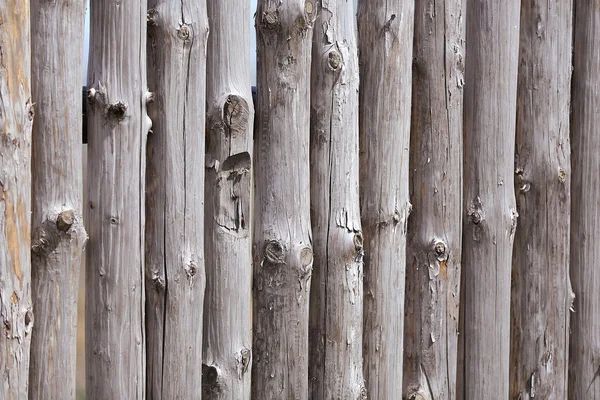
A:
[85, 0, 150, 397]
[570, 3, 600, 398]
[29, 1, 87, 398]
[461, 1, 520, 398]
[145, 1, 208, 398]
[403, 0, 464, 398]
[308, 1, 365, 398]
[357, 1, 414, 398]
[203, 0, 253, 398]
[0, 2, 34, 399]
[252, 1, 315, 398]
[510, 1, 573, 399]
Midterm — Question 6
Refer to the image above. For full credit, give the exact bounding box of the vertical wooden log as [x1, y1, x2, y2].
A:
[85, 0, 150, 397]
[570, 3, 600, 398]
[145, 1, 208, 398]
[403, 0, 464, 398]
[203, 0, 253, 398]
[510, 1, 573, 399]
[0, 1, 34, 398]
[308, 0, 365, 398]
[461, 1, 520, 398]
[29, 0, 87, 398]
[357, 1, 414, 397]
[252, 1, 315, 398]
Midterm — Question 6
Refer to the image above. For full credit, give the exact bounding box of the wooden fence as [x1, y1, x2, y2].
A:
[0, 0, 598, 399]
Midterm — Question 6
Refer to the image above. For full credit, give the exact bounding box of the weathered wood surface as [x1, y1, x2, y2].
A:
[0, 1, 34, 399]
[203, 0, 253, 398]
[145, 1, 208, 398]
[461, 1, 520, 398]
[510, 1, 573, 399]
[357, 1, 414, 398]
[85, 0, 150, 397]
[403, 0, 464, 398]
[252, 1, 315, 398]
[570, 3, 600, 399]
[308, 1, 365, 398]
[29, 1, 87, 398]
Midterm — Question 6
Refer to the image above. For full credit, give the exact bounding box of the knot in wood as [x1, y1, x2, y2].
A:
[107, 102, 127, 121]
[328, 50, 342, 70]
[25, 309, 33, 327]
[353, 232, 364, 252]
[433, 240, 448, 261]
[27, 100, 35, 122]
[265, 241, 285, 264]
[177, 24, 191, 41]
[469, 210, 482, 225]
[300, 247, 313, 267]
[147, 8, 158, 27]
[56, 210, 75, 232]
[305, 1, 314, 15]
[185, 261, 198, 277]
[262, 10, 279, 29]
[558, 168, 566, 183]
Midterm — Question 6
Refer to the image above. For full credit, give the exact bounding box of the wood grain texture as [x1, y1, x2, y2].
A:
[203, 0, 253, 398]
[403, 0, 464, 398]
[145, 1, 208, 398]
[29, 0, 87, 398]
[252, 1, 315, 398]
[570, 2, 600, 398]
[308, 1, 365, 398]
[0, 1, 34, 398]
[460, 1, 520, 398]
[510, 1, 573, 399]
[357, 1, 415, 398]
[85, 0, 150, 397]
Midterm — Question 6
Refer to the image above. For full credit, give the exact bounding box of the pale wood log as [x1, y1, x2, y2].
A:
[308, 0, 365, 398]
[569, 2, 600, 398]
[510, 1, 573, 398]
[357, 1, 415, 398]
[460, 1, 520, 398]
[403, 0, 464, 398]
[0, 1, 34, 398]
[145, 1, 208, 398]
[203, 0, 253, 398]
[252, 1, 315, 398]
[85, 0, 150, 397]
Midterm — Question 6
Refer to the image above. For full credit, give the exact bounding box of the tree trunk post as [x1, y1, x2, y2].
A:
[569, 3, 600, 398]
[308, 1, 365, 398]
[252, 1, 315, 399]
[460, 1, 520, 398]
[510, 1, 573, 399]
[203, 0, 253, 398]
[357, 1, 415, 398]
[85, 0, 150, 397]
[29, 0, 87, 398]
[403, 0, 464, 398]
[145, 1, 208, 398]
[0, 1, 34, 398]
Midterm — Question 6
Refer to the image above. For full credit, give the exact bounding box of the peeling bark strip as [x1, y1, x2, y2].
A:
[510, 1, 573, 399]
[403, 0, 464, 399]
[85, 0, 149, 398]
[203, 0, 253, 398]
[252, 1, 315, 399]
[308, 0, 365, 399]
[145, 1, 208, 398]
[29, 0, 87, 398]
[357, 1, 414, 398]
[460, 1, 520, 398]
[570, 3, 600, 399]
[0, 1, 33, 398]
